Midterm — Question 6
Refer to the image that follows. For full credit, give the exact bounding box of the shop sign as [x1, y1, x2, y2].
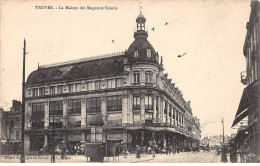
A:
[107, 133, 123, 140]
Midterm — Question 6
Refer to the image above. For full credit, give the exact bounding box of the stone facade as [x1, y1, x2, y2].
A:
[24, 12, 201, 154]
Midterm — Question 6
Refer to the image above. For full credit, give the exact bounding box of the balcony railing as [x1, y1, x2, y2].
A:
[240, 71, 247, 85]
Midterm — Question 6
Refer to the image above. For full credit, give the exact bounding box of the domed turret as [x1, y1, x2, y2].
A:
[127, 12, 159, 65]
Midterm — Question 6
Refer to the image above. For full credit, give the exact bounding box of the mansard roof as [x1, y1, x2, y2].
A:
[26, 52, 126, 85]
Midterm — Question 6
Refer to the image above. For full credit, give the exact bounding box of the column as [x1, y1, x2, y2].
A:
[178, 112, 181, 127]
[176, 111, 179, 127]
[157, 96, 161, 123]
[174, 108, 177, 126]
[24, 134, 30, 155]
[153, 96, 157, 123]
[81, 98, 86, 127]
[129, 94, 133, 124]
[140, 68, 145, 86]
[44, 134, 48, 151]
[123, 128, 127, 155]
[170, 105, 173, 126]
[140, 92, 145, 123]
[82, 133, 86, 142]
[63, 98, 67, 127]
[44, 100, 49, 129]
[25, 101, 32, 129]
[181, 114, 184, 128]
[101, 96, 107, 125]
[122, 92, 128, 124]
[160, 97, 164, 123]
[166, 102, 169, 125]
[163, 133, 166, 148]
[162, 99, 165, 123]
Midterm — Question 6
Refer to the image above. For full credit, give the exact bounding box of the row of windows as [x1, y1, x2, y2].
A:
[133, 71, 157, 83]
[32, 96, 123, 117]
[163, 101, 184, 126]
[31, 78, 122, 97]
[133, 95, 154, 110]
[31, 98, 184, 128]
[134, 49, 158, 61]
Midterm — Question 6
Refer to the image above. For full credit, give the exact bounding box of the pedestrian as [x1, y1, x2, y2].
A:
[240, 149, 244, 163]
[61, 141, 67, 160]
[136, 146, 141, 159]
[230, 142, 237, 163]
[152, 145, 156, 158]
[221, 145, 228, 163]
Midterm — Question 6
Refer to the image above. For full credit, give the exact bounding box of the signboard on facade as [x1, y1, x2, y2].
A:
[107, 133, 123, 140]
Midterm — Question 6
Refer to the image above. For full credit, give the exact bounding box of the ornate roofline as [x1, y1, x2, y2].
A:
[39, 51, 125, 68]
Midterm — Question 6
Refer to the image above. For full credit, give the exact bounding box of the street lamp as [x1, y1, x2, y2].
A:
[51, 113, 55, 163]
[20, 39, 27, 163]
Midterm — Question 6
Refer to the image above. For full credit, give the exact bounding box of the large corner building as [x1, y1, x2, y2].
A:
[24, 12, 201, 154]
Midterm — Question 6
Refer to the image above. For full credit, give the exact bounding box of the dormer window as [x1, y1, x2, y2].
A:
[147, 49, 151, 58]
[134, 51, 139, 58]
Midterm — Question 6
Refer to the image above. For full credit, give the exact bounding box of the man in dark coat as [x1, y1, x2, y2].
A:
[221, 145, 228, 163]
[61, 141, 67, 160]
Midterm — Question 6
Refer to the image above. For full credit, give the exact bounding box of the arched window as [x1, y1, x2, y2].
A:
[134, 51, 139, 58]
[147, 49, 151, 58]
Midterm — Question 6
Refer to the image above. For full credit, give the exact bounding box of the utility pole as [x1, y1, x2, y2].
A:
[222, 117, 225, 144]
[20, 39, 26, 163]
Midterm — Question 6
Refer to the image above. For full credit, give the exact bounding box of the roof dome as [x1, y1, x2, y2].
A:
[128, 37, 155, 53]
[126, 12, 159, 65]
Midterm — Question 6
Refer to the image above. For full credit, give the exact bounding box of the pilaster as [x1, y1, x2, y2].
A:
[153, 96, 157, 123]
[140, 91, 145, 123]
[81, 98, 86, 127]
[122, 91, 128, 124]
[44, 100, 49, 129]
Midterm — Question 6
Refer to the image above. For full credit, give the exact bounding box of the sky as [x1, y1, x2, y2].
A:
[0, 0, 252, 138]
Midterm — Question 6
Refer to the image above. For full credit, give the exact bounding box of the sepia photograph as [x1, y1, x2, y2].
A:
[0, 0, 259, 163]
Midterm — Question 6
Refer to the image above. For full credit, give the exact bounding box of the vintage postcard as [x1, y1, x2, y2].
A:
[0, 0, 259, 163]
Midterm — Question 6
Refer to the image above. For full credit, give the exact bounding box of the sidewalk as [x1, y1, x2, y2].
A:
[105, 154, 155, 163]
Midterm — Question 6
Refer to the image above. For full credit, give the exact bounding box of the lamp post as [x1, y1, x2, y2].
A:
[20, 39, 26, 163]
[51, 113, 55, 163]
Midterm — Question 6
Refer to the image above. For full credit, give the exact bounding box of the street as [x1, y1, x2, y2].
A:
[0, 150, 230, 163]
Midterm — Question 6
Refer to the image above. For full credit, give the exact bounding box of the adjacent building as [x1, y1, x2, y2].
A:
[231, 0, 260, 162]
[24, 12, 201, 154]
[201, 135, 230, 149]
[0, 100, 22, 154]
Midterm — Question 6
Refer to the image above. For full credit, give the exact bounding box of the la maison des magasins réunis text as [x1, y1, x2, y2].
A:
[35, 6, 118, 11]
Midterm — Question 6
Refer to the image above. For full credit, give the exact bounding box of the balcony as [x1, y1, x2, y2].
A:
[240, 71, 247, 85]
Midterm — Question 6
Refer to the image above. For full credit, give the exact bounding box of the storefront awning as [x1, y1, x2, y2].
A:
[232, 81, 258, 127]
[232, 108, 248, 127]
